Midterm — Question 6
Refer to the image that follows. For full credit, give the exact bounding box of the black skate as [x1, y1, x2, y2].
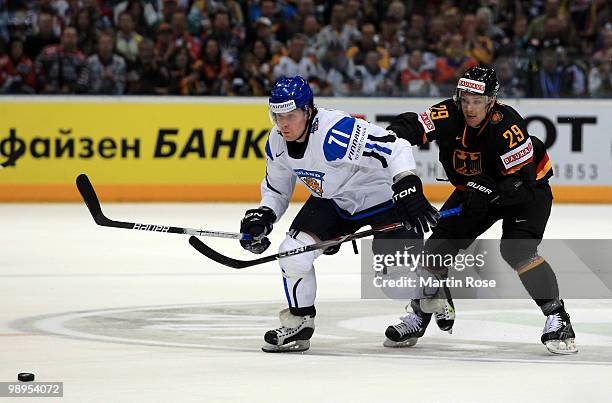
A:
[541, 309, 577, 355]
[262, 308, 315, 353]
[434, 298, 455, 334]
[384, 300, 432, 347]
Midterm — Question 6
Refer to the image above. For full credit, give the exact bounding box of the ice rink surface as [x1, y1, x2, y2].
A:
[1, 201, 612, 402]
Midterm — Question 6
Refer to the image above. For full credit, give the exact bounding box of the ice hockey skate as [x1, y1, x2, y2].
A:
[541, 309, 578, 355]
[434, 298, 455, 334]
[262, 308, 315, 353]
[384, 300, 432, 347]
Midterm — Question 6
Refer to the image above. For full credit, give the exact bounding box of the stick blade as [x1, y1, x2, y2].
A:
[76, 173, 103, 220]
[189, 236, 254, 269]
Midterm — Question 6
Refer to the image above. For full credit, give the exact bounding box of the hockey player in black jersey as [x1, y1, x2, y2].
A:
[384, 66, 577, 354]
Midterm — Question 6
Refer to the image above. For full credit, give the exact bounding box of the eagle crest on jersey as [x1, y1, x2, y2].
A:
[294, 169, 325, 196]
[453, 150, 482, 176]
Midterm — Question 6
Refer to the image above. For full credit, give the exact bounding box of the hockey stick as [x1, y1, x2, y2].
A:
[0, 145, 25, 170]
[189, 206, 463, 269]
[76, 173, 252, 240]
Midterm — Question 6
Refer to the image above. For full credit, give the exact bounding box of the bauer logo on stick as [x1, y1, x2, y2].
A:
[133, 223, 170, 232]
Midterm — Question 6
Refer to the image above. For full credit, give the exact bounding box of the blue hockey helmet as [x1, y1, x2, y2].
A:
[269, 76, 314, 118]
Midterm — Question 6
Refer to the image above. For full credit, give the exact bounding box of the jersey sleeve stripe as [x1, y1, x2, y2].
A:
[536, 154, 552, 180]
[265, 175, 283, 195]
[366, 133, 397, 143]
[365, 143, 392, 155]
[363, 151, 388, 167]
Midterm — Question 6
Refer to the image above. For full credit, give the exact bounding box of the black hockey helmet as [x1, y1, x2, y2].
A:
[454, 66, 500, 101]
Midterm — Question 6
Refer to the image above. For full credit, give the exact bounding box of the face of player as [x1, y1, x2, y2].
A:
[274, 109, 309, 142]
[460, 92, 492, 128]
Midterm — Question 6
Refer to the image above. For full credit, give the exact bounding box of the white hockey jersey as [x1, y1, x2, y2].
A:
[261, 108, 417, 220]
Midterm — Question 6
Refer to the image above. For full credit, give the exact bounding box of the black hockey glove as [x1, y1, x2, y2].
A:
[240, 207, 276, 254]
[392, 174, 438, 234]
[462, 175, 499, 220]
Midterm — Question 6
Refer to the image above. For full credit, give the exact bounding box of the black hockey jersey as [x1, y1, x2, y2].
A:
[388, 99, 552, 190]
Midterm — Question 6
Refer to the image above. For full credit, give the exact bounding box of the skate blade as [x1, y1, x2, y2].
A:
[262, 340, 310, 353]
[545, 339, 578, 355]
[435, 322, 454, 334]
[383, 337, 418, 348]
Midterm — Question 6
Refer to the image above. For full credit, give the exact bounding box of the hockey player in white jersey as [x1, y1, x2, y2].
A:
[238, 76, 438, 352]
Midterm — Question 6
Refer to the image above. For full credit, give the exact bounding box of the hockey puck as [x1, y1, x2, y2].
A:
[17, 373, 35, 382]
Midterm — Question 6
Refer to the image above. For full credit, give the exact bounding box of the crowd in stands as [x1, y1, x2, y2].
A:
[0, 0, 610, 97]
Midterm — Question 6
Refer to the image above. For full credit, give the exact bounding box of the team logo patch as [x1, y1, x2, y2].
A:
[418, 110, 435, 133]
[457, 78, 486, 94]
[294, 169, 325, 196]
[491, 111, 503, 124]
[453, 149, 482, 176]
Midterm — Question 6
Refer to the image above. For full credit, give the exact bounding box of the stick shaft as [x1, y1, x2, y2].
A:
[75, 173, 251, 240]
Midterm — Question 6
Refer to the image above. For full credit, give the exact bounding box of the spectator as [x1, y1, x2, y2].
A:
[114, 0, 158, 32]
[589, 51, 612, 97]
[461, 13, 494, 65]
[116, 11, 143, 64]
[558, 47, 588, 96]
[121, 0, 156, 37]
[168, 46, 200, 95]
[476, 6, 506, 45]
[79, 33, 127, 94]
[316, 4, 359, 56]
[386, 1, 408, 32]
[344, 0, 365, 25]
[237, 51, 269, 96]
[435, 33, 478, 93]
[284, 0, 317, 39]
[273, 34, 323, 81]
[396, 49, 439, 97]
[425, 16, 450, 56]
[2, 0, 610, 98]
[526, 0, 564, 41]
[155, 23, 174, 64]
[346, 22, 390, 70]
[250, 0, 291, 43]
[250, 38, 274, 89]
[319, 40, 352, 96]
[126, 38, 170, 94]
[209, 10, 243, 63]
[156, 0, 178, 30]
[525, 47, 565, 97]
[196, 37, 229, 95]
[593, 27, 612, 62]
[74, 7, 99, 56]
[23, 12, 59, 60]
[494, 56, 525, 97]
[35, 26, 85, 94]
[171, 11, 200, 61]
[0, 38, 36, 94]
[301, 14, 321, 55]
[250, 16, 282, 55]
[352, 50, 388, 96]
